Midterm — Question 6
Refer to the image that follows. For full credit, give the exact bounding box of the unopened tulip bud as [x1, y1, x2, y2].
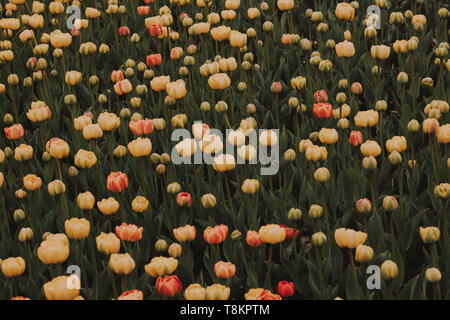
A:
[246, 103, 256, 113]
[355, 244, 374, 263]
[200, 102, 211, 112]
[425, 267, 442, 283]
[4, 147, 13, 158]
[309, 132, 318, 142]
[356, 198, 371, 214]
[98, 94, 107, 104]
[3, 114, 13, 124]
[15, 189, 27, 199]
[388, 151, 402, 165]
[201, 194, 216, 209]
[284, 149, 296, 162]
[155, 239, 168, 252]
[156, 164, 166, 175]
[168, 243, 182, 258]
[312, 232, 327, 246]
[314, 167, 330, 183]
[68, 166, 78, 177]
[309, 204, 323, 219]
[381, 260, 398, 280]
[362, 156, 377, 170]
[397, 72, 409, 84]
[13, 209, 25, 222]
[382, 196, 398, 212]
[18, 227, 33, 242]
[337, 118, 349, 129]
[113, 145, 127, 158]
[167, 182, 181, 194]
[288, 208, 302, 221]
[131, 113, 143, 121]
[407, 119, 420, 132]
[120, 108, 131, 118]
[160, 153, 171, 164]
[150, 153, 160, 164]
[231, 230, 242, 240]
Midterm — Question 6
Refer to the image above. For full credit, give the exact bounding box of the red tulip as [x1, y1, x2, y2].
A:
[280, 225, 299, 240]
[257, 290, 282, 300]
[143, 0, 155, 3]
[115, 222, 143, 242]
[129, 119, 154, 136]
[312, 103, 333, 119]
[349, 130, 363, 146]
[203, 224, 228, 244]
[156, 275, 182, 298]
[176, 192, 193, 208]
[314, 89, 328, 102]
[277, 281, 295, 298]
[118, 26, 130, 36]
[111, 70, 124, 83]
[246, 230, 263, 247]
[5, 124, 25, 140]
[271, 81, 282, 93]
[147, 24, 163, 37]
[137, 6, 150, 16]
[146, 53, 162, 67]
[107, 172, 129, 193]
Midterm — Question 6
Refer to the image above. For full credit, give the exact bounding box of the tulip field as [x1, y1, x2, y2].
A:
[0, 0, 449, 301]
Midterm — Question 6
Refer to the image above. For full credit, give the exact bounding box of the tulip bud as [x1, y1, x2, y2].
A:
[382, 196, 398, 212]
[231, 230, 242, 240]
[120, 108, 131, 118]
[407, 119, 420, 132]
[288, 208, 302, 221]
[168, 243, 182, 258]
[160, 153, 171, 164]
[113, 145, 127, 158]
[362, 156, 377, 170]
[397, 72, 409, 84]
[155, 164, 165, 175]
[42, 151, 52, 162]
[314, 167, 330, 183]
[337, 118, 349, 130]
[68, 166, 78, 177]
[18, 227, 33, 242]
[215, 101, 228, 113]
[388, 151, 402, 165]
[356, 198, 371, 214]
[355, 244, 374, 263]
[3, 113, 13, 124]
[381, 260, 398, 280]
[8, 74, 19, 86]
[246, 103, 256, 113]
[167, 182, 181, 194]
[155, 239, 168, 252]
[98, 94, 107, 104]
[4, 147, 13, 158]
[201, 194, 216, 209]
[309, 204, 323, 219]
[13, 209, 25, 222]
[150, 153, 160, 164]
[312, 232, 327, 247]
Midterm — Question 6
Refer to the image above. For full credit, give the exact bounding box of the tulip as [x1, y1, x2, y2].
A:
[145, 257, 178, 277]
[208, 73, 231, 90]
[312, 103, 333, 118]
[335, 3, 355, 21]
[334, 228, 367, 249]
[354, 244, 374, 263]
[1, 257, 26, 277]
[205, 284, 230, 300]
[26, 101, 51, 122]
[241, 179, 259, 194]
[127, 137, 152, 157]
[212, 154, 236, 172]
[173, 225, 196, 242]
[349, 130, 363, 146]
[107, 172, 129, 193]
[47, 179, 66, 196]
[18, 227, 33, 242]
[168, 243, 182, 258]
[109, 253, 135, 275]
[23, 174, 42, 191]
[117, 290, 144, 300]
[277, 281, 295, 298]
[318, 128, 338, 144]
[114, 79, 133, 95]
[259, 224, 286, 244]
[131, 196, 149, 213]
[419, 226, 440, 244]
[151, 75, 171, 91]
[166, 80, 187, 99]
[115, 222, 143, 242]
[203, 225, 228, 244]
[184, 284, 206, 300]
[46, 137, 70, 159]
[14, 144, 33, 162]
[65, 70, 82, 86]
[335, 40, 355, 58]
[436, 124, 450, 144]
[156, 275, 183, 298]
[97, 197, 120, 215]
[65, 218, 90, 240]
[214, 261, 236, 279]
[246, 230, 263, 247]
[176, 192, 193, 207]
[146, 53, 162, 67]
[360, 140, 382, 157]
[96, 232, 120, 255]
[425, 268, 442, 283]
[74, 149, 97, 169]
[380, 260, 398, 280]
[4, 124, 24, 140]
[257, 290, 282, 300]
[37, 235, 70, 265]
[371, 45, 391, 60]
[43, 276, 79, 300]
[97, 112, 120, 132]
